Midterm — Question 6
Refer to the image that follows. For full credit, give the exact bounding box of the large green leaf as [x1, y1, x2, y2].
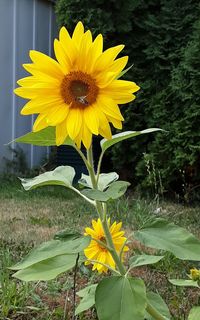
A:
[95, 276, 146, 320]
[10, 237, 90, 270]
[100, 128, 162, 152]
[11, 127, 74, 146]
[169, 279, 199, 288]
[134, 218, 200, 260]
[20, 166, 75, 191]
[145, 291, 171, 320]
[75, 284, 97, 315]
[188, 307, 200, 320]
[13, 254, 77, 281]
[129, 254, 164, 269]
[81, 181, 130, 202]
[79, 172, 119, 191]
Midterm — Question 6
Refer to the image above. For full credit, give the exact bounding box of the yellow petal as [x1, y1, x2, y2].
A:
[97, 95, 124, 121]
[77, 30, 93, 71]
[93, 45, 124, 73]
[104, 80, 140, 93]
[56, 120, 68, 146]
[82, 124, 92, 149]
[107, 56, 128, 76]
[59, 26, 77, 64]
[33, 114, 48, 132]
[14, 87, 60, 99]
[107, 115, 122, 130]
[21, 98, 63, 115]
[46, 104, 69, 125]
[84, 105, 99, 134]
[72, 21, 84, 49]
[114, 94, 136, 104]
[87, 34, 103, 73]
[66, 108, 83, 139]
[29, 50, 63, 78]
[54, 39, 70, 74]
[17, 75, 60, 87]
[95, 71, 117, 88]
[95, 107, 112, 140]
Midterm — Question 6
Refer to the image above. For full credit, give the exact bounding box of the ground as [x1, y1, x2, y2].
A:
[0, 176, 200, 320]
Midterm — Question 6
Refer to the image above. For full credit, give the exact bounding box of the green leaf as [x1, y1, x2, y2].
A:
[79, 172, 119, 191]
[129, 254, 164, 269]
[10, 237, 90, 270]
[95, 276, 146, 320]
[188, 307, 200, 320]
[75, 284, 97, 315]
[116, 64, 134, 79]
[100, 128, 162, 152]
[10, 127, 74, 146]
[145, 291, 171, 320]
[13, 254, 77, 281]
[81, 181, 130, 202]
[134, 218, 200, 261]
[169, 279, 199, 288]
[20, 166, 75, 191]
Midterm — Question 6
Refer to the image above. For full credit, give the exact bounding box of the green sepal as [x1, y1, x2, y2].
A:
[9, 127, 74, 146]
[75, 284, 97, 315]
[81, 181, 130, 202]
[134, 218, 200, 261]
[95, 276, 146, 320]
[100, 128, 162, 152]
[116, 64, 134, 79]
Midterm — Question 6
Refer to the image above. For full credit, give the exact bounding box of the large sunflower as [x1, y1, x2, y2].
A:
[14, 22, 140, 149]
[84, 218, 129, 273]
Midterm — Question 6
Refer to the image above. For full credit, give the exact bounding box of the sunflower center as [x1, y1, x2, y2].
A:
[98, 236, 107, 251]
[61, 71, 99, 108]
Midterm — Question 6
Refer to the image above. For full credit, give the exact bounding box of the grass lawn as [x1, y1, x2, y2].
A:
[0, 175, 200, 319]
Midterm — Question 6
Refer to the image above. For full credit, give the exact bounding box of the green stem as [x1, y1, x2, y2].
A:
[96, 151, 104, 183]
[86, 146, 166, 320]
[87, 146, 126, 275]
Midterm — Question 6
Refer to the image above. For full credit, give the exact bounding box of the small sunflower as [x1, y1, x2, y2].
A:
[84, 218, 129, 273]
[14, 22, 140, 149]
[189, 268, 200, 281]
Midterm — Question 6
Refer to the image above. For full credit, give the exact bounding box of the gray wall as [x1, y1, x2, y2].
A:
[0, 0, 57, 171]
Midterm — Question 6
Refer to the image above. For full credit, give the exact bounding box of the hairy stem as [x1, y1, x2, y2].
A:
[87, 146, 126, 275]
[86, 145, 167, 320]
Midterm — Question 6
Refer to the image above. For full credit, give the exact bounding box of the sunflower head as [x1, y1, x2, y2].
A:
[14, 21, 140, 149]
[84, 218, 129, 273]
[189, 268, 200, 281]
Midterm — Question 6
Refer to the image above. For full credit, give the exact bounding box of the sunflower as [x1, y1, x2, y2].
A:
[14, 22, 140, 149]
[84, 218, 129, 273]
[189, 268, 200, 281]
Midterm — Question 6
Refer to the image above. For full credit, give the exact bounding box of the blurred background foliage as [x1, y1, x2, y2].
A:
[55, 0, 200, 200]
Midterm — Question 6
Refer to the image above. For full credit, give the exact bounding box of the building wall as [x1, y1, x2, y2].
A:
[0, 0, 57, 171]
